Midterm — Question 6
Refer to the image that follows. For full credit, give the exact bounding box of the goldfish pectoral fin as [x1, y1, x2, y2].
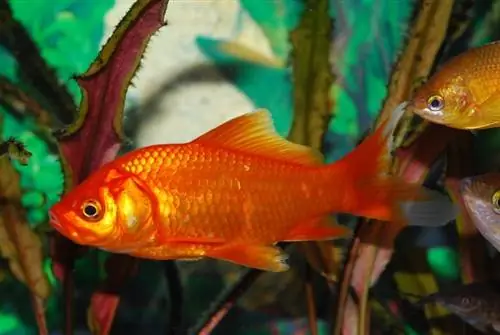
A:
[192, 109, 324, 165]
[479, 93, 500, 125]
[283, 216, 352, 242]
[402, 188, 459, 227]
[206, 244, 289, 272]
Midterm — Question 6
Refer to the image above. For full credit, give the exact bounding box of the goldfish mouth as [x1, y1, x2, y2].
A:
[49, 207, 111, 247]
[49, 210, 81, 240]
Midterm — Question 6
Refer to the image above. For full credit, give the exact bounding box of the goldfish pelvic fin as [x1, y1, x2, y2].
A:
[206, 244, 289, 272]
[193, 109, 323, 165]
[283, 216, 352, 242]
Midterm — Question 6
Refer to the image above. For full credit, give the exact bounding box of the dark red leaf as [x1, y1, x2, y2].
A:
[87, 255, 139, 335]
[50, 0, 170, 333]
[55, 0, 169, 188]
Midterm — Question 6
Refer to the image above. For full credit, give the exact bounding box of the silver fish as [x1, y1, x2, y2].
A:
[419, 282, 500, 333]
[461, 173, 500, 253]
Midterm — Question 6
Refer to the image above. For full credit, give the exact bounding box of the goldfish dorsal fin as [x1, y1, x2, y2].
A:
[193, 109, 323, 165]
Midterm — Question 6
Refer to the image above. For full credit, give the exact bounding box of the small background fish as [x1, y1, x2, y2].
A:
[418, 281, 500, 334]
[461, 173, 500, 254]
[406, 42, 500, 130]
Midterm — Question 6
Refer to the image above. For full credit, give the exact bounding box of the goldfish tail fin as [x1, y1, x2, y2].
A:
[330, 114, 454, 225]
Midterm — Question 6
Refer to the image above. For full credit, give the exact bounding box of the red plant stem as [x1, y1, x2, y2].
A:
[304, 263, 319, 335]
[31, 295, 48, 335]
[333, 223, 362, 335]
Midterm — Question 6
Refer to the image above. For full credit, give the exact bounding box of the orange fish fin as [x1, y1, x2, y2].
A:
[130, 244, 206, 260]
[332, 118, 426, 223]
[192, 109, 323, 165]
[283, 216, 352, 242]
[205, 244, 289, 272]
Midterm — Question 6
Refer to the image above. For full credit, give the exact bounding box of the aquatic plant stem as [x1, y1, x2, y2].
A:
[377, 0, 455, 149]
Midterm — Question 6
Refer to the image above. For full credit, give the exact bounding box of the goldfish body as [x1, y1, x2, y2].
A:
[406, 41, 500, 130]
[50, 109, 447, 272]
[461, 173, 500, 253]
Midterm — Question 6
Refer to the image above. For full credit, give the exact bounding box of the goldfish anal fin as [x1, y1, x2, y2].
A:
[283, 216, 352, 242]
[205, 244, 289, 272]
[193, 109, 323, 165]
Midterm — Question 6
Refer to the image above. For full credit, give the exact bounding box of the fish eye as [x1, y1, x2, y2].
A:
[492, 190, 500, 214]
[427, 95, 444, 111]
[81, 199, 102, 221]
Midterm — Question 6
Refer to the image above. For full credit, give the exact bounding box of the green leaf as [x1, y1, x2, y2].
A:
[239, 0, 305, 60]
[329, 88, 359, 137]
[366, 71, 388, 117]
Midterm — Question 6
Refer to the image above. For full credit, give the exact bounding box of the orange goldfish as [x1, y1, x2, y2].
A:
[49, 109, 449, 272]
[406, 41, 500, 130]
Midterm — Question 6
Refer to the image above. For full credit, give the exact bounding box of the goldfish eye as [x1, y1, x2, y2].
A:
[82, 200, 102, 221]
[491, 190, 500, 214]
[427, 95, 444, 111]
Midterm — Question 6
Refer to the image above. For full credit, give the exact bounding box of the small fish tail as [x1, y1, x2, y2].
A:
[329, 118, 425, 223]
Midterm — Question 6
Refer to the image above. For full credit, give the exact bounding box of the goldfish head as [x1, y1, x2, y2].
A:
[406, 77, 472, 128]
[49, 168, 157, 251]
[461, 173, 500, 251]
